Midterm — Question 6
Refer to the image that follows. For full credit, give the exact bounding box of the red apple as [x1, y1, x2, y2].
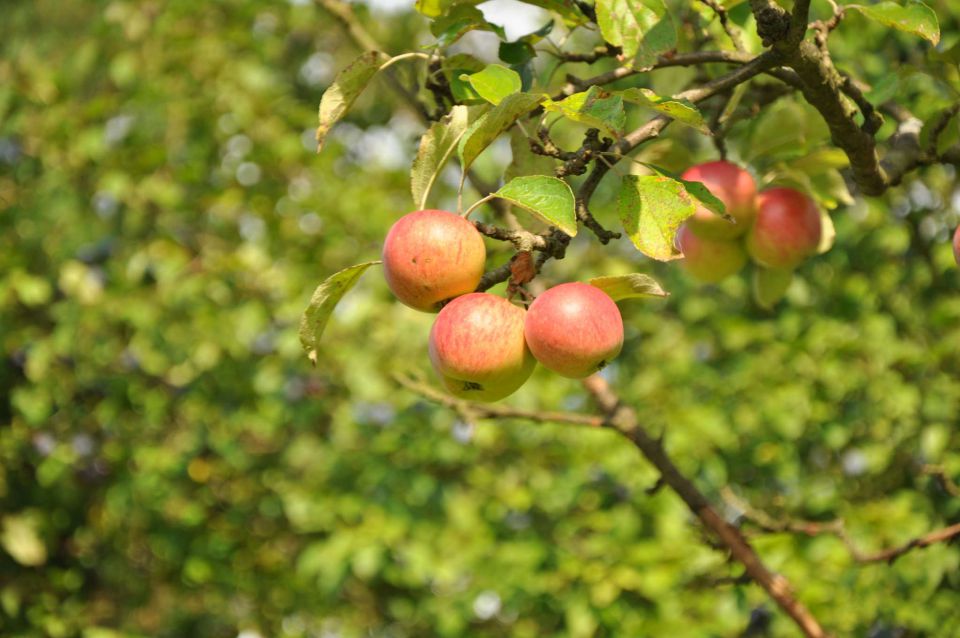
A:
[682, 160, 757, 239]
[746, 187, 822, 269]
[429, 293, 535, 402]
[524, 282, 623, 379]
[382, 209, 486, 312]
[953, 226, 960, 266]
[676, 223, 747, 283]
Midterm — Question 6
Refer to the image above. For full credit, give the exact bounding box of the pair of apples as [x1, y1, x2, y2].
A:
[382, 209, 623, 402]
[676, 161, 823, 283]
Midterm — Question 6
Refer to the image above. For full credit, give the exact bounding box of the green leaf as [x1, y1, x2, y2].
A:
[752, 266, 793, 309]
[595, 0, 677, 69]
[499, 41, 536, 65]
[589, 274, 669, 300]
[411, 105, 479, 210]
[458, 92, 545, 172]
[300, 261, 381, 365]
[444, 54, 486, 104]
[817, 209, 836, 255]
[518, 0, 588, 26]
[505, 127, 558, 181]
[1, 514, 46, 567]
[543, 86, 626, 138]
[846, 1, 940, 45]
[430, 5, 505, 46]
[642, 164, 729, 219]
[460, 65, 522, 105]
[618, 174, 698, 261]
[495, 176, 577, 236]
[617, 88, 710, 134]
[317, 51, 391, 152]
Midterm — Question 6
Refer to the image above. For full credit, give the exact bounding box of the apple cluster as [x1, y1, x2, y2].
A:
[675, 161, 824, 286]
[382, 210, 624, 402]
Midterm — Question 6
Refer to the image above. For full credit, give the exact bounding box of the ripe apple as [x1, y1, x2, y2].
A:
[382, 209, 486, 312]
[746, 187, 822, 269]
[429, 293, 535, 402]
[676, 223, 747, 283]
[682, 160, 758, 240]
[524, 282, 623, 379]
[953, 226, 960, 266]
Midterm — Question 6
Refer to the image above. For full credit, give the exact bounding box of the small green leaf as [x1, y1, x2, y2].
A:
[495, 176, 577, 236]
[619, 174, 697, 260]
[589, 274, 669, 300]
[411, 105, 481, 209]
[430, 5, 505, 46]
[444, 54, 487, 104]
[317, 51, 392, 152]
[458, 92, 545, 172]
[543, 86, 626, 138]
[595, 0, 677, 68]
[643, 164, 729, 219]
[499, 40, 537, 65]
[752, 266, 793, 309]
[300, 261, 381, 365]
[1, 514, 46, 567]
[846, 1, 940, 45]
[617, 88, 710, 134]
[460, 65, 522, 105]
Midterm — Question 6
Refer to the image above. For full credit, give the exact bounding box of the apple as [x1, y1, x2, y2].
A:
[429, 293, 535, 402]
[746, 187, 822, 269]
[676, 223, 747, 283]
[524, 282, 623, 379]
[953, 226, 960, 266]
[382, 209, 486, 312]
[682, 160, 758, 240]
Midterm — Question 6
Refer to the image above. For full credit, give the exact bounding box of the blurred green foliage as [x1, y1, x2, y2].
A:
[2, 1, 960, 637]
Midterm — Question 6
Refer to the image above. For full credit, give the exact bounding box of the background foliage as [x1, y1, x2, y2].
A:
[2, 0, 960, 636]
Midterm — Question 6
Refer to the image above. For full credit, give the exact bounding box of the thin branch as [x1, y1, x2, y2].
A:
[921, 465, 960, 498]
[698, 0, 747, 51]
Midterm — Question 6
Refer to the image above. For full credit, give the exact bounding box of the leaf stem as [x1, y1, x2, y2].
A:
[377, 51, 431, 72]
[462, 194, 497, 219]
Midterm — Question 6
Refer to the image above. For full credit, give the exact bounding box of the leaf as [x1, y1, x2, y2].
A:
[643, 164, 729, 219]
[619, 174, 698, 260]
[595, 0, 677, 69]
[517, 0, 588, 26]
[542, 86, 626, 138]
[430, 5, 505, 46]
[411, 105, 479, 210]
[752, 266, 793, 309]
[444, 54, 487, 103]
[499, 41, 536, 65]
[817, 209, 836, 254]
[316, 51, 391, 152]
[505, 127, 558, 181]
[617, 88, 710, 134]
[495, 176, 577, 236]
[300, 261, 381, 366]
[458, 92, 545, 172]
[1, 514, 46, 566]
[460, 65, 522, 105]
[589, 274, 669, 300]
[846, 1, 940, 45]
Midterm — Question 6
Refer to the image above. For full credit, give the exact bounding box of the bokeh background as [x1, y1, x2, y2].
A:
[2, 1, 960, 636]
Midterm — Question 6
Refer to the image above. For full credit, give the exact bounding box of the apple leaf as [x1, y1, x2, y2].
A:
[460, 65, 522, 105]
[595, 0, 677, 69]
[753, 266, 793, 309]
[589, 274, 669, 300]
[643, 163, 729, 219]
[495, 176, 577, 236]
[619, 174, 698, 261]
[300, 261, 381, 366]
[617, 88, 710, 134]
[458, 92, 544, 173]
[317, 51, 392, 152]
[542, 86, 626, 138]
[518, 0, 588, 26]
[430, 5, 505, 46]
[817, 209, 836, 254]
[411, 105, 481, 209]
[846, 1, 939, 45]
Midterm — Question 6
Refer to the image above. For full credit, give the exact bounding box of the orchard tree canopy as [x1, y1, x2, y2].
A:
[2, 0, 960, 637]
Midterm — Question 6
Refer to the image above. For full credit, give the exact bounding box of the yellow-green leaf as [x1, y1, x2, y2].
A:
[619, 174, 696, 261]
[495, 175, 577, 236]
[300, 261, 381, 365]
[317, 51, 391, 152]
[589, 274, 669, 300]
[846, 1, 939, 45]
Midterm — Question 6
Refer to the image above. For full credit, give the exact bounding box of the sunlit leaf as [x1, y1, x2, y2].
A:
[460, 65, 522, 105]
[300, 262, 381, 366]
[589, 274, 669, 300]
[619, 174, 697, 260]
[458, 92, 544, 172]
[618, 88, 710, 134]
[846, 0, 940, 45]
[430, 5, 505, 46]
[543, 86, 626, 138]
[317, 51, 391, 152]
[411, 105, 480, 209]
[595, 0, 677, 69]
[495, 175, 577, 236]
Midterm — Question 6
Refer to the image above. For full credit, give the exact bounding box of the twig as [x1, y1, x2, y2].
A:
[698, 0, 746, 51]
[921, 465, 960, 498]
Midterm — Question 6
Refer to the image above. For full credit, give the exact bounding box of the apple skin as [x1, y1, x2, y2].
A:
[682, 160, 758, 240]
[524, 282, 623, 379]
[746, 187, 822, 269]
[382, 209, 486, 312]
[429, 293, 535, 402]
[676, 223, 748, 283]
[953, 226, 960, 266]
